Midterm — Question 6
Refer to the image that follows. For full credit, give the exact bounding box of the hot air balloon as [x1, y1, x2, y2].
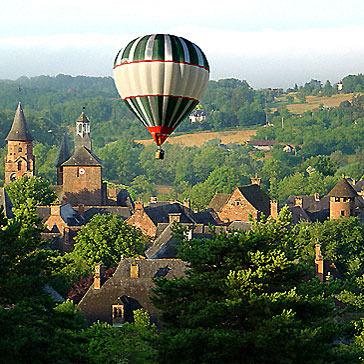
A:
[113, 34, 210, 159]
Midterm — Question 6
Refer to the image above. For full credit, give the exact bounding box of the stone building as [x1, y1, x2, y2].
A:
[208, 180, 271, 224]
[327, 178, 363, 220]
[4, 102, 35, 183]
[126, 199, 219, 238]
[53, 111, 128, 207]
[278, 178, 364, 223]
[78, 258, 187, 326]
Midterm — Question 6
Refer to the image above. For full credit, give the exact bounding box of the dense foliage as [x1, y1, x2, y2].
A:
[5, 175, 57, 208]
[151, 209, 361, 363]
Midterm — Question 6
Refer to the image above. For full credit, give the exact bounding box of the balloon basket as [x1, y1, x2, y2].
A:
[155, 149, 165, 160]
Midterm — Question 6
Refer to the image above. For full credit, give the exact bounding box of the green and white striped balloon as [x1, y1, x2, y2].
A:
[113, 34, 210, 146]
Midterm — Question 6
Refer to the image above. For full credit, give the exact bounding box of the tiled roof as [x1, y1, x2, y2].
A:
[237, 184, 271, 216]
[54, 135, 71, 167]
[78, 258, 187, 325]
[208, 193, 231, 212]
[327, 178, 358, 198]
[61, 146, 103, 167]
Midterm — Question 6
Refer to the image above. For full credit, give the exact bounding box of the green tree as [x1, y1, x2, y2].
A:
[152, 208, 358, 363]
[71, 214, 148, 270]
[5, 175, 57, 208]
[83, 312, 157, 364]
[0, 206, 90, 364]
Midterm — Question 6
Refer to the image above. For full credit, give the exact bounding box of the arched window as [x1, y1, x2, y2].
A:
[17, 161, 22, 171]
[18, 147, 22, 152]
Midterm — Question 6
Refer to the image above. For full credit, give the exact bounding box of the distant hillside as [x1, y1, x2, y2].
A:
[276, 93, 356, 114]
[135, 128, 256, 147]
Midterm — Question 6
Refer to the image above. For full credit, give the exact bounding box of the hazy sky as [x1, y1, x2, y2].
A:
[1, 0, 364, 88]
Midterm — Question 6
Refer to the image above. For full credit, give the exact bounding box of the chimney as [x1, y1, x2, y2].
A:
[294, 197, 303, 208]
[169, 213, 181, 223]
[135, 201, 144, 210]
[270, 200, 278, 219]
[78, 204, 85, 217]
[130, 263, 139, 278]
[315, 243, 324, 276]
[150, 196, 157, 203]
[251, 176, 261, 186]
[314, 193, 320, 202]
[50, 205, 61, 216]
[94, 263, 104, 289]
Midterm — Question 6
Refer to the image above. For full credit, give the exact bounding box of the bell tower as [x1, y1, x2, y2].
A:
[5, 102, 35, 183]
[74, 111, 92, 151]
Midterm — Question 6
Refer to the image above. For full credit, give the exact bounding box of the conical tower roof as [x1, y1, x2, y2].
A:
[54, 134, 71, 167]
[327, 178, 358, 198]
[6, 102, 33, 141]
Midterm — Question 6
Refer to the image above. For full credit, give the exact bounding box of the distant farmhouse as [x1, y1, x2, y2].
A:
[246, 140, 275, 151]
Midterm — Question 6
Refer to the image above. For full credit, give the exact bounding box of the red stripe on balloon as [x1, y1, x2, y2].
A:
[146, 126, 175, 146]
[124, 94, 199, 102]
[113, 60, 209, 72]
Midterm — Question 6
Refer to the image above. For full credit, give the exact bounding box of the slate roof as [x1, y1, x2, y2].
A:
[353, 180, 364, 193]
[144, 202, 195, 225]
[0, 188, 14, 218]
[36, 204, 84, 226]
[116, 189, 135, 211]
[54, 134, 71, 167]
[288, 205, 312, 224]
[285, 195, 330, 213]
[61, 146, 103, 166]
[228, 221, 251, 231]
[191, 210, 220, 225]
[237, 184, 271, 216]
[60, 204, 84, 226]
[208, 193, 231, 212]
[327, 178, 358, 198]
[6, 102, 33, 141]
[78, 258, 187, 325]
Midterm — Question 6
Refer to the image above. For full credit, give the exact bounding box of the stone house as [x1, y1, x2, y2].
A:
[209, 181, 271, 224]
[78, 258, 187, 326]
[126, 199, 219, 238]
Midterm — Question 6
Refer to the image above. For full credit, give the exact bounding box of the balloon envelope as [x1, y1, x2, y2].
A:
[113, 34, 210, 146]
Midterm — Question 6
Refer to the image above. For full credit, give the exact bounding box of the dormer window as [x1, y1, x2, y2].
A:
[112, 304, 124, 327]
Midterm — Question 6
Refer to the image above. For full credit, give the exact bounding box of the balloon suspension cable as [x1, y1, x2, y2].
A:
[155, 146, 165, 160]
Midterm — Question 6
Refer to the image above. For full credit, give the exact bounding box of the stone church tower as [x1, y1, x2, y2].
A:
[58, 111, 106, 206]
[4, 102, 35, 183]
